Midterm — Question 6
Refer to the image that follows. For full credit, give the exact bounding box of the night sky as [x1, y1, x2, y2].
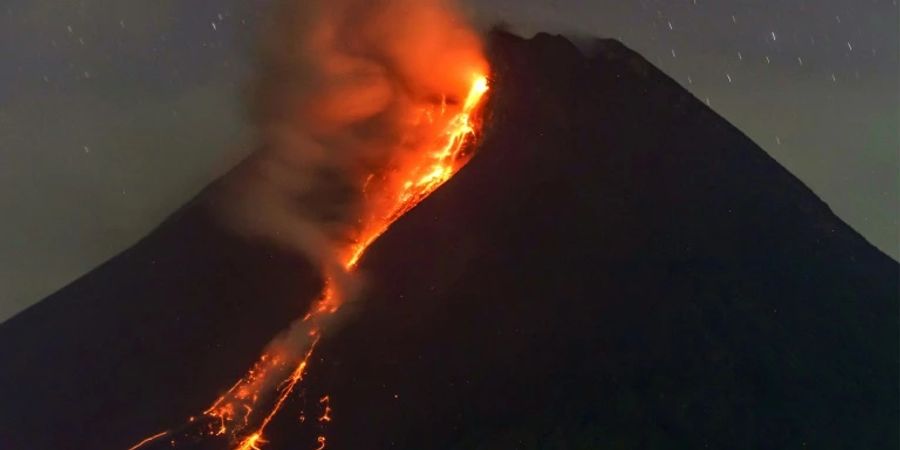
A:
[1, 0, 897, 321]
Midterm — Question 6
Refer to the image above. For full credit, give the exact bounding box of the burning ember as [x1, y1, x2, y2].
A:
[130, 49, 488, 450]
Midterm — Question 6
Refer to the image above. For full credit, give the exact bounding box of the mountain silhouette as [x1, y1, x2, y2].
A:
[0, 193, 323, 449]
[1, 30, 896, 450]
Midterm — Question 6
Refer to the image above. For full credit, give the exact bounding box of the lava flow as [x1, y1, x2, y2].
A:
[129, 73, 489, 450]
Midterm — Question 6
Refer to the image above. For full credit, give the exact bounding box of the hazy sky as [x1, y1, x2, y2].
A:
[1, 0, 897, 321]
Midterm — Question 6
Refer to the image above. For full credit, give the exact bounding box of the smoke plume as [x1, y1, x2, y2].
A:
[215, 0, 487, 276]
[179, 1, 489, 446]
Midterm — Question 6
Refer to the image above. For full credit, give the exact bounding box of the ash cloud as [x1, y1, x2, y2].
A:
[200, 0, 487, 428]
[213, 0, 487, 274]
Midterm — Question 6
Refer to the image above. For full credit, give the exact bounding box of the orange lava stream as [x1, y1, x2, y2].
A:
[233, 333, 322, 450]
[232, 73, 488, 449]
[126, 73, 488, 450]
[126, 431, 168, 450]
[344, 74, 490, 269]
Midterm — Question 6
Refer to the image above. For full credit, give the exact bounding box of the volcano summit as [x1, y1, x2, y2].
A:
[0, 31, 896, 450]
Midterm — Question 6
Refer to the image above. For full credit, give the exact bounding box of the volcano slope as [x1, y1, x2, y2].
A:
[0, 195, 323, 449]
[1, 30, 897, 450]
[259, 31, 899, 449]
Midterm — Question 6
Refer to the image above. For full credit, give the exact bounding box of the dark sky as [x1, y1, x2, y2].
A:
[1, 0, 897, 321]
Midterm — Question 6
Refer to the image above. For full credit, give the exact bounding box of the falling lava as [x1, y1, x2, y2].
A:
[128, 73, 490, 450]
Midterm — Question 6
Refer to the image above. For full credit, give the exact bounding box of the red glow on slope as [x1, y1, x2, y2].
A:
[225, 73, 489, 449]
[127, 73, 489, 450]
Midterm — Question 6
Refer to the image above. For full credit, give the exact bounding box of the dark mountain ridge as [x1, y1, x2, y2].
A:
[266, 30, 898, 449]
[0, 195, 323, 449]
[0, 30, 896, 450]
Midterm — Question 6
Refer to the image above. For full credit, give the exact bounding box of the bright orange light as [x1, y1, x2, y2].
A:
[318, 395, 332, 422]
[126, 73, 489, 450]
[126, 431, 168, 450]
[344, 73, 490, 269]
[235, 433, 265, 450]
[225, 73, 488, 449]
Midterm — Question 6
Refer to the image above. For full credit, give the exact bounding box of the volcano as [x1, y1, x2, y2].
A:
[1, 31, 897, 450]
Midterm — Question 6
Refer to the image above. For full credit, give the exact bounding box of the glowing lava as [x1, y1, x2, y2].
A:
[128, 73, 489, 450]
[344, 74, 490, 269]
[126, 431, 168, 450]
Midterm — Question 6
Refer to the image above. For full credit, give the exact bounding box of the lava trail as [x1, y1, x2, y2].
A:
[127, 1, 488, 447]
[128, 73, 489, 450]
